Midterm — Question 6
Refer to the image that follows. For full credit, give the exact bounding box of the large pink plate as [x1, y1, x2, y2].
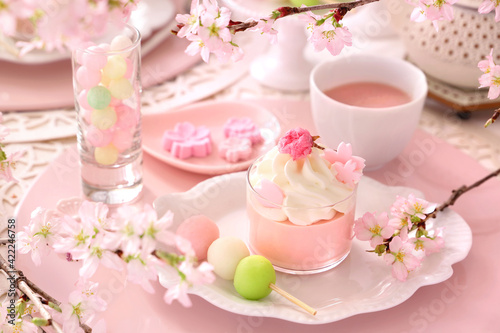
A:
[14, 100, 500, 332]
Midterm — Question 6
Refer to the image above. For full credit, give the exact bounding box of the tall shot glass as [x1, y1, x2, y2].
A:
[72, 24, 143, 205]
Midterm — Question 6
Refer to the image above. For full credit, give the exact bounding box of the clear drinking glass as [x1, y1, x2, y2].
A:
[72, 24, 143, 205]
[246, 158, 357, 274]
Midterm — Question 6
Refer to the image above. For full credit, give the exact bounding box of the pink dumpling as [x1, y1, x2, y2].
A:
[176, 215, 220, 261]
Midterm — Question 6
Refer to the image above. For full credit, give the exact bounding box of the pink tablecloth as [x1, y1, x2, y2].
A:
[15, 100, 499, 332]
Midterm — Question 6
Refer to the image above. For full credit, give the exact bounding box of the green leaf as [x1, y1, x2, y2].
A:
[0, 149, 7, 162]
[32, 317, 49, 326]
[48, 301, 62, 313]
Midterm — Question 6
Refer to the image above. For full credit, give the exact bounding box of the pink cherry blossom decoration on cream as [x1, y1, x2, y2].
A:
[218, 137, 252, 163]
[277, 127, 314, 160]
[324, 143, 365, 188]
[253, 179, 284, 208]
[162, 122, 212, 159]
[223, 117, 263, 144]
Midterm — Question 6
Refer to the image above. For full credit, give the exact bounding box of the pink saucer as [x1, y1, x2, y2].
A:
[142, 100, 281, 175]
[13, 99, 500, 333]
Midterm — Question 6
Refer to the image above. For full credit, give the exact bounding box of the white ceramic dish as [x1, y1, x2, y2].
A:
[142, 100, 281, 175]
[153, 172, 473, 324]
[0, 0, 175, 64]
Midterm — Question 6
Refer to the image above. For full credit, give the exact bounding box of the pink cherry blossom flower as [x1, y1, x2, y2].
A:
[478, 0, 500, 22]
[0, 0, 35, 36]
[312, 22, 352, 56]
[300, 8, 323, 33]
[107, 205, 146, 254]
[354, 212, 395, 248]
[213, 40, 244, 62]
[249, 17, 278, 44]
[0, 150, 24, 183]
[123, 248, 161, 294]
[278, 127, 314, 160]
[410, 235, 445, 255]
[162, 281, 192, 307]
[16, 230, 47, 266]
[185, 33, 212, 62]
[176, 0, 203, 38]
[479, 65, 500, 100]
[78, 200, 111, 230]
[384, 236, 421, 281]
[178, 260, 216, 286]
[388, 194, 436, 239]
[410, 228, 445, 255]
[2, 318, 39, 333]
[61, 282, 107, 333]
[17, 207, 61, 265]
[73, 232, 123, 279]
[52, 215, 95, 257]
[301, 7, 353, 56]
[75, 280, 107, 312]
[402, 193, 437, 221]
[176, 235, 197, 258]
[410, 0, 458, 30]
[478, 48, 495, 73]
[140, 205, 176, 254]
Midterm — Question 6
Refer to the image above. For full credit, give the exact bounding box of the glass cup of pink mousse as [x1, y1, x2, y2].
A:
[246, 128, 364, 275]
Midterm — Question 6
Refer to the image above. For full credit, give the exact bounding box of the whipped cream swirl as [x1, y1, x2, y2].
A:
[249, 146, 356, 226]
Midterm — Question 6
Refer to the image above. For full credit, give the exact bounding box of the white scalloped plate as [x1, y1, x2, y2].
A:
[153, 172, 472, 324]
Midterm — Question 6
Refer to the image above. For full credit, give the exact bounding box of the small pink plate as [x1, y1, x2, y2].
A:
[142, 100, 281, 175]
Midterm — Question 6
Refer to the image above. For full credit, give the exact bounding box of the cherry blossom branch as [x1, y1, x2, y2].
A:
[485, 108, 500, 127]
[0, 253, 92, 333]
[423, 166, 500, 222]
[355, 166, 500, 280]
[227, 0, 379, 32]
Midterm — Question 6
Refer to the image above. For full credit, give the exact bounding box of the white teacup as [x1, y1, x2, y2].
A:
[310, 54, 427, 170]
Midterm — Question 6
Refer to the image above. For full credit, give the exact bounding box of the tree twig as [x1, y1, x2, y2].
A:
[17, 280, 63, 333]
[424, 167, 500, 221]
[485, 108, 500, 127]
[0, 254, 92, 333]
[175, 0, 380, 34]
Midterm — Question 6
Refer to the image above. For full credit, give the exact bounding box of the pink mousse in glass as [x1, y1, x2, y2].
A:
[246, 128, 365, 274]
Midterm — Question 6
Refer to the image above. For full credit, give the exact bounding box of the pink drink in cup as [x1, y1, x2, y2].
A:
[246, 128, 364, 274]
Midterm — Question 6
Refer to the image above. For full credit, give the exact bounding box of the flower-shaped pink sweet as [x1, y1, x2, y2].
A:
[324, 142, 365, 170]
[277, 127, 313, 160]
[218, 137, 252, 163]
[162, 122, 212, 159]
[333, 160, 363, 188]
[325, 142, 365, 188]
[223, 117, 262, 144]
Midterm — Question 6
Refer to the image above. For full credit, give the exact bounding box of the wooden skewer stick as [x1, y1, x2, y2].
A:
[269, 283, 317, 316]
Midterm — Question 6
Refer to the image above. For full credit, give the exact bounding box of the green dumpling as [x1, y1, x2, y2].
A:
[233, 255, 276, 300]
